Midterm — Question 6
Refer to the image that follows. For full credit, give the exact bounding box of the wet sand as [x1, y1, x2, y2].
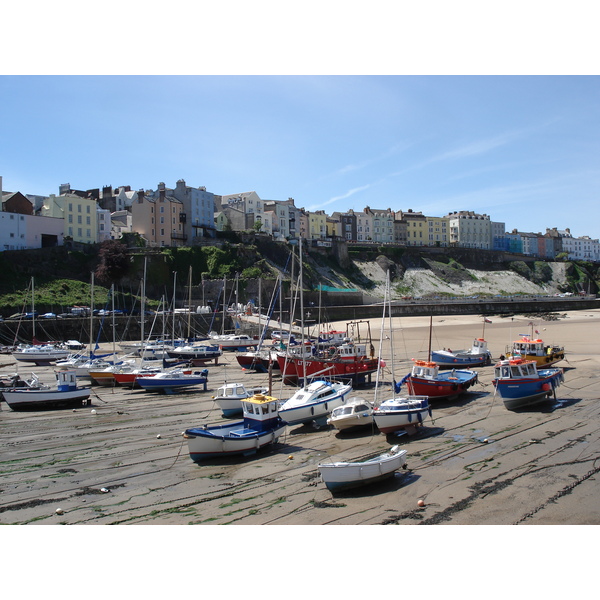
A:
[1, 308, 600, 526]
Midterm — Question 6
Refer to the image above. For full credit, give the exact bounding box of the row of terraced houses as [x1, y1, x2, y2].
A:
[1, 175, 599, 262]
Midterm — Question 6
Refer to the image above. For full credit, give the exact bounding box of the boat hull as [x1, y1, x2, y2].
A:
[430, 350, 491, 368]
[183, 421, 287, 461]
[406, 370, 478, 400]
[3, 387, 92, 410]
[373, 397, 431, 434]
[493, 369, 564, 411]
[318, 447, 408, 493]
[328, 413, 374, 432]
[278, 356, 379, 386]
[278, 382, 352, 426]
[137, 374, 208, 394]
[507, 353, 565, 368]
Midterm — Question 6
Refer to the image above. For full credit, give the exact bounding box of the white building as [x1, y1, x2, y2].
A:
[446, 211, 492, 249]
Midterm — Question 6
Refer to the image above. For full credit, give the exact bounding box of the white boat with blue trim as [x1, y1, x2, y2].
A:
[431, 337, 492, 368]
[278, 380, 352, 427]
[2, 370, 91, 410]
[183, 393, 287, 462]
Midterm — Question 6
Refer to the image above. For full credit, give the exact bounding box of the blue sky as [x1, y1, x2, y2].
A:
[2, 75, 598, 238]
[2, 5, 599, 240]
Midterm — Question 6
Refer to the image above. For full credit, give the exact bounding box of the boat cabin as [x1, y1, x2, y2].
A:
[471, 338, 488, 353]
[215, 383, 251, 399]
[318, 330, 348, 345]
[56, 369, 78, 390]
[335, 342, 370, 360]
[240, 394, 282, 432]
[494, 358, 538, 380]
[411, 360, 439, 379]
[330, 401, 371, 419]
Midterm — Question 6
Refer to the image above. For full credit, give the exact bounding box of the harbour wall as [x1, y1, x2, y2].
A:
[1, 297, 597, 345]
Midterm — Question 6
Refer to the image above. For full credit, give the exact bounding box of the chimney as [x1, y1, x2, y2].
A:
[137, 189, 145, 203]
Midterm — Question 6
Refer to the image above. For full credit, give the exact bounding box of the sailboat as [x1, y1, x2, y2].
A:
[12, 278, 71, 365]
[372, 271, 432, 435]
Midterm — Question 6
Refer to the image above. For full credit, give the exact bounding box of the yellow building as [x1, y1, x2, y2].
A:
[42, 192, 98, 244]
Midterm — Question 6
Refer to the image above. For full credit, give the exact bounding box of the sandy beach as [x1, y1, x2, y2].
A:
[1, 307, 599, 526]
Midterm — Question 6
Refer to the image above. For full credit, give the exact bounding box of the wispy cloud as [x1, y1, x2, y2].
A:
[320, 142, 412, 181]
[307, 184, 372, 210]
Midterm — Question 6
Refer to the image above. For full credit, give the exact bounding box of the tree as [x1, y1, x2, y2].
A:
[95, 240, 130, 285]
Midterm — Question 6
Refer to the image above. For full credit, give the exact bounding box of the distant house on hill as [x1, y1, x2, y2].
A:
[0, 178, 63, 251]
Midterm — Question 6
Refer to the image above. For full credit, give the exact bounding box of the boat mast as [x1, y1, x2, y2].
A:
[171, 270, 177, 346]
[141, 256, 147, 350]
[299, 236, 306, 386]
[187, 265, 192, 341]
[373, 270, 390, 407]
[428, 315, 433, 361]
[111, 284, 116, 359]
[222, 275, 226, 335]
[89, 272, 94, 358]
[31, 276, 35, 342]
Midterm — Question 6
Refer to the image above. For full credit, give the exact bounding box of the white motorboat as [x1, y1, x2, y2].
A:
[13, 344, 70, 365]
[166, 343, 222, 361]
[2, 370, 91, 410]
[213, 382, 270, 417]
[278, 380, 352, 427]
[208, 332, 260, 349]
[136, 368, 208, 394]
[183, 393, 287, 462]
[318, 445, 408, 494]
[327, 396, 374, 432]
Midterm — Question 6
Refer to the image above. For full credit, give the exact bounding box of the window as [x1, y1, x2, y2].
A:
[78, 205, 81, 212]
[78, 216, 82, 224]
[68, 215, 73, 223]
[86, 205, 90, 213]
[86, 217, 90, 225]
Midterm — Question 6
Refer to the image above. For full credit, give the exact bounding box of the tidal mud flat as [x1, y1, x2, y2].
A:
[1, 309, 600, 526]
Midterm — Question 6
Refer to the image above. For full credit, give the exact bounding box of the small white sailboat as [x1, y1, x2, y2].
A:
[371, 270, 432, 436]
[318, 445, 408, 494]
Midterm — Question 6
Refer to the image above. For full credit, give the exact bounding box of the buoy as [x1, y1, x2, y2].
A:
[417, 499, 425, 507]
[55, 508, 64, 515]
[483, 438, 489, 443]
[91, 409, 97, 414]
[156, 434, 162, 439]
[288, 455, 293, 460]
[100, 487, 109, 493]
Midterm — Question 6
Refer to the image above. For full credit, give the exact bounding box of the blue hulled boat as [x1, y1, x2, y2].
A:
[492, 358, 564, 411]
[183, 393, 287, 462]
